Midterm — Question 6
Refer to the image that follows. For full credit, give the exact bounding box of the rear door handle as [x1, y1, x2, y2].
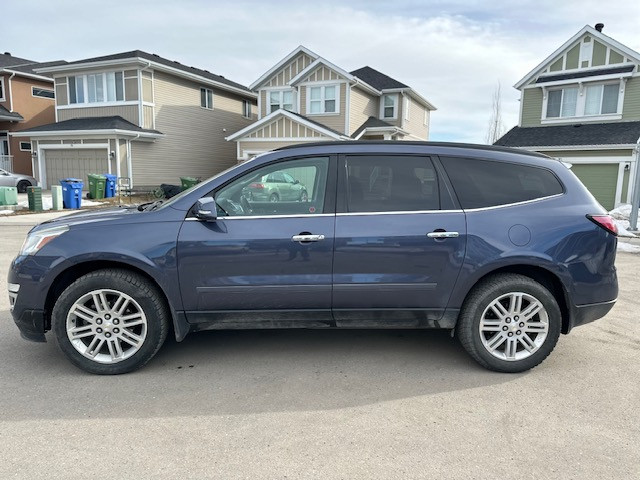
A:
[427, 231, 459, 238]
[292, 234, 325, 242]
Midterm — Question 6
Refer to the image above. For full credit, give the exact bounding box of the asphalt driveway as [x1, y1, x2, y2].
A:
[0, 224, 638, 479]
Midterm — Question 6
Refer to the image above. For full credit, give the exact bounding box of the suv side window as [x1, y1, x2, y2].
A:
[440, 156, 564, 209]
[215, 156, 329, 217]
[345, 155, 440, 212]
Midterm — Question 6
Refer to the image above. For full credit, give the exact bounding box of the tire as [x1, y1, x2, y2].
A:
[299, 190, 308, 202]
[269, 193, 279, 203]
[52, 269, 170, 375]
[457, 273, 561, 373]
[16, 180, 31, 193]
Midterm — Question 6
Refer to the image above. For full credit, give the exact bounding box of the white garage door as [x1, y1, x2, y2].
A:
[44, 149, 108, 189]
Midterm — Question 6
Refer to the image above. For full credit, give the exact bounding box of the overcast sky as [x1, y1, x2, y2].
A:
[3, 0, 639, 143]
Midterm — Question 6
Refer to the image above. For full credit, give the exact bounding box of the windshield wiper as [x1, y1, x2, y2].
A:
[137, 200, 163, 212]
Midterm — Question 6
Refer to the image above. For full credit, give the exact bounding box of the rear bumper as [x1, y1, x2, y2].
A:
[567, 299, 616, 333]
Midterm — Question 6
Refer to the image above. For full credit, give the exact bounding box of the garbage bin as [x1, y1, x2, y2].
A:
[104, 173, 117, 198]
[87, 174, 106, 200]
[60, 179, 83, 209]
[0, 186, 18, 206]
[180, 176, 199, 190]
[27, 186, 43, 211]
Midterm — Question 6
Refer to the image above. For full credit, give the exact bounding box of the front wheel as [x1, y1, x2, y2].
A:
[17, 180, 31, 193]
[457, 273, 561, 373]
[52, 269, 169, 374]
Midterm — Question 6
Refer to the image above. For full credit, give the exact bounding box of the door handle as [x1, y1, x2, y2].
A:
[292, 234, 325, 242]
[427, 231, 459, 238]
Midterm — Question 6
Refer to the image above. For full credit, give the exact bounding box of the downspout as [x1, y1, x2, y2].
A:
[8, 71, 16, 112]
[629, 136, 640, 231]
[127, 134, 140, 188]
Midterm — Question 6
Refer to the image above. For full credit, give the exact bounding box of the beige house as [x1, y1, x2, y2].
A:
[17, 50, 257, 189]
[226, 46, 436, 161]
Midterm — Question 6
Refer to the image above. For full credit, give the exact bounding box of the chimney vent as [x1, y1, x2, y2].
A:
[3, 52, 11, 56]
[595, 23, 604, 32]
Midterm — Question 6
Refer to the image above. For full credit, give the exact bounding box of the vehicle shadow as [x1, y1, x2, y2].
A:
[0, 319, 522, 421]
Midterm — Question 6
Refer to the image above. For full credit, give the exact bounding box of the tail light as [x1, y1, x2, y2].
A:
[586, 214, 618, 236]
[249, 183, 265, 189]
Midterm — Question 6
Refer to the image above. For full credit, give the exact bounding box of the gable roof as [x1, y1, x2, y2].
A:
[494, 121, 640, 148]
[36, 50, 255, 98]
[350, 66, 408, 90]
[514, 25, 640, 89]
[0, 53, 35, 68]
[0, 105, 24, 122]
[249, 45, 319, 90]
[15, 116, 163, 138]
[350, 117, 397, 138]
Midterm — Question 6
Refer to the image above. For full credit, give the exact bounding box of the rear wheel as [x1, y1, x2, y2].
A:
[52, 269, 169, 375]
[269, 193, 279, 203]
[457, 273, 561, 373]
[16, 180, 31, 193]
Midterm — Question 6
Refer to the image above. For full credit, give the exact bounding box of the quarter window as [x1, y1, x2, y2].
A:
[308, 85, 338, 114]
[269, 90, 294, 113]
[440, 156, 564, 209]
[200, 88, 213, 109]
[345, 155, 439, 212]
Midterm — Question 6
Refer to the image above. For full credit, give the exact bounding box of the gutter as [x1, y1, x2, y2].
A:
[629, 136, 640, 230]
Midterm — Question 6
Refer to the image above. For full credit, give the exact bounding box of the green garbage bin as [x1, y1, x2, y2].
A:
[27, 186, 43, 211]
[0, 186, 18, 205]
[88, 174, 106, 200]
[180, 176, 199, 190]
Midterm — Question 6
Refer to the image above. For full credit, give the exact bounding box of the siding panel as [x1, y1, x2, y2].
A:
[349, 86, 378, 136]
[404, 96, 429, 140]
[57, 105, 139, 124]
[521, 88, 543, 127]
[622, 77, 640, 121]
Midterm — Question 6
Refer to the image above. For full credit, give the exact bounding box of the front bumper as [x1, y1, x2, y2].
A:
[13, 309, 47, 342]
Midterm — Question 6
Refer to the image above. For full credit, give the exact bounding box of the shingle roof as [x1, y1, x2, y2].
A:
[5, 60, 67, 76]
[59, 50, 252, 93]
[495, 121, 640, 147]
[0, 105, 24, 121]
[350, 66, 408, 90]
[535, 65, 635, 84]
[0, 53, 35, 68]
[16, 116, 162, 135]
[351, 116, 396, 138]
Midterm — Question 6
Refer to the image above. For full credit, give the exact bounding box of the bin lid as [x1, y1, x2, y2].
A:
[62, 178, 83, 182]
[88, 174, 106, 179]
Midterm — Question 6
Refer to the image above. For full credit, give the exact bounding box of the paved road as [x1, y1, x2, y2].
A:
[1, 224, 638, 479]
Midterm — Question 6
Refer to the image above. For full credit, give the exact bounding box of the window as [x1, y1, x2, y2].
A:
[382, 94, 397, 119]
[68, 71, 124, 104]
[242, 99, 252, 118]
[214, 157, 330, 217]
[32, 87, 55, 99]
[546, 87, 577, 118]
[585, 84, 619, 115]
[307, 85, 338, 114]
[0, 77, 4, 101]
[200, 88, 213, 109]
[404, 97, 410, 120]
[345, 155, 439, 212]
[440, 157, 564, 209]
[269, 90, 294, 113]
[19, 142, 31, 152]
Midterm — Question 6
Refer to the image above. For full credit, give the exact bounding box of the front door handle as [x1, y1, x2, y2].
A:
[427, 231, 459, 239]
[292, 234, 325, 242]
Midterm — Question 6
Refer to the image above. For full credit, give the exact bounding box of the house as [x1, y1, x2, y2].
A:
[16, 50, 257, 189]
[1, 52, 66, 177]
[495, 24, 640, 210]
[226, 46, 436, 161]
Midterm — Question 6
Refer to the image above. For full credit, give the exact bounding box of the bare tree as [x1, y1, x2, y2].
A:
[485, 82, 505, 144]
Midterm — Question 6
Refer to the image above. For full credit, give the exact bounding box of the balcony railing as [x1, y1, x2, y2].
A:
[0, 155, 13, 172]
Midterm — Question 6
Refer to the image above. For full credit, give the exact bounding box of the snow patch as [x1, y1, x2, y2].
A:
[617, 242, 640, 254]
[608, 204, 636, 238]
[0, 210, 15, 215]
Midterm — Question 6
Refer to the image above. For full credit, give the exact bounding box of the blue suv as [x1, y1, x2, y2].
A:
[8, 142, 618, 374]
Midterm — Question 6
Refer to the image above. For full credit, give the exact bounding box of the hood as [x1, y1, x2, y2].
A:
[33, 205, 141, 231]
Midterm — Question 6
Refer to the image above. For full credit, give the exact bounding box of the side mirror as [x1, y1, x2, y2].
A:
[194, 197, 217, 221]
[294, 179, 300, 185]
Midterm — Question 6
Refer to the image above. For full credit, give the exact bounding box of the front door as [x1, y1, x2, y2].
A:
[332, 154, 466, 327]
[177, 155, 336, 326]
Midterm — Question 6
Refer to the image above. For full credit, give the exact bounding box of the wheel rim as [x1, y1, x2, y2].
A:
[479, 292, 549, 362]
[270, 194, 278, 202]
[66, 289, 148, 364]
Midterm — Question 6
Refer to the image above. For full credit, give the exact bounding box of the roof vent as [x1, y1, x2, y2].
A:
[595, 23, 604, 32]
[4, 52, 11, 56]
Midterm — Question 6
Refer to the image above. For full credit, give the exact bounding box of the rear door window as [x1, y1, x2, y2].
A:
[440, 156, 564, 209]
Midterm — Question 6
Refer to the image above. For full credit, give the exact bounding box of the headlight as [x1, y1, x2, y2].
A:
[20, 225, 69, 255]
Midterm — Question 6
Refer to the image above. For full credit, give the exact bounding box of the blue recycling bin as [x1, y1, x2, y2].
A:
[60, 178, 83, 209]
[104, 173, 117, 198]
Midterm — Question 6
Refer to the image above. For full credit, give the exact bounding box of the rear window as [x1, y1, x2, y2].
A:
[440, 156, 564, 209]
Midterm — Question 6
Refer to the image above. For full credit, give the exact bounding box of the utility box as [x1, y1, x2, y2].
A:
[0, 186, 18, 206]
[51, 185, 63, 210]
[27, 186, 43, 211]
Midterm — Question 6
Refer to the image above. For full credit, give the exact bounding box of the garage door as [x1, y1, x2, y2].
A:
[570, 164, 618, 210]
[44, 149, 108, 189]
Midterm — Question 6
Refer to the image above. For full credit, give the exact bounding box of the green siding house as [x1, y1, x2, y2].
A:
[495, 24, 640, 210]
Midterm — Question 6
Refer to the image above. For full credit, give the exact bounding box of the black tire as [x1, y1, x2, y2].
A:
[52, 269, 170, 375]
[457, 273, 561, 373]
[299, 190, 308, 202]
[16, 180, 31, 193]
[269, 193, 279, 203]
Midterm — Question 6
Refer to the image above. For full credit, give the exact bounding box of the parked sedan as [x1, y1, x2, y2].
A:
[0, 168, 37, 193]
[242, 171, 308, 202]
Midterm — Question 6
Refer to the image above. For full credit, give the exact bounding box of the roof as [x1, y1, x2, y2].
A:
[0, 105, 24, 122]
[37, 50, 253, 95]
[3, 60, 67, 77]
[494, 121, 640, 148]
[0, 53, 35, 68]
[350, 116, 397, 138]
[535, 64, 635, 84]
[350, 66, 408, 90]
[250, 45, 319, 90]
[15, 116, 163, 137]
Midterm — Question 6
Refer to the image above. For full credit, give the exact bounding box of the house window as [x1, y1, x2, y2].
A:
[200, 88, 213, 109]
[546, 87, 578, 118]
[269, 90, 294, 113]
[546, 82, 621, 119]
[242, 100, 252, 118]
[585, 84, 619, 115]
[308, 85, 338, 114]
[19, 142, 31, 152]
[32, 87, 55, 99]
[382, 94, 397, 119]
[0, 77, 5, 101]
[404, 97, 410, 120]
[68, 71, 124, 104]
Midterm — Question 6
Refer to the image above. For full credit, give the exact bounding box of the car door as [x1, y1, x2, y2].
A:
[177, 155, 337, 326]
[332, 154, 466, 327]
